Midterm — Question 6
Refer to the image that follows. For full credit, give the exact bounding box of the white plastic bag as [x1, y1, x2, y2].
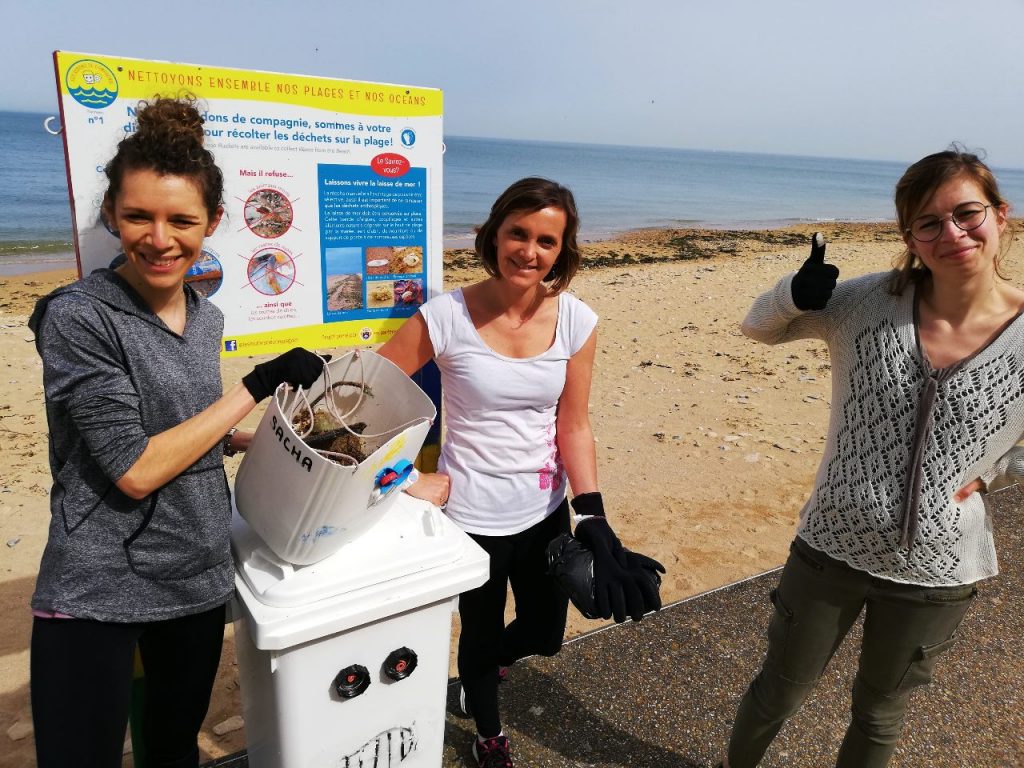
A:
[234, 350, 436, 565]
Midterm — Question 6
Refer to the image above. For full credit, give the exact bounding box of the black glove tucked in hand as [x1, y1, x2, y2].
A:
[790, 232, 839, 311]
[242, 347, 329, 403]
[570, 492, 666, 623]
[547, 534, 664, 621]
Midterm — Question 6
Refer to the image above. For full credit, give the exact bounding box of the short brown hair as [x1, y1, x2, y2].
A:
[474, 177, 581, 293]
[891, 145, 1013, 294]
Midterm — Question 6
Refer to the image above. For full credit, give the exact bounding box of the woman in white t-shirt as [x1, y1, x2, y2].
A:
[379, 177, 662, 768]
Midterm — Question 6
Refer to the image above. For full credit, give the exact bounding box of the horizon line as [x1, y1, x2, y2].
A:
[5, 108, 1023, 173]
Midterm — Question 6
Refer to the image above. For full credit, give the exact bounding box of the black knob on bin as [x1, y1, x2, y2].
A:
[383, 647, 418, 681]
[334, 664, 371, 699]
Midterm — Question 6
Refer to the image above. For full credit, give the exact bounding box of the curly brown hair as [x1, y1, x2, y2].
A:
[474, 177, 581, 293]
[102, 96, 224, 221]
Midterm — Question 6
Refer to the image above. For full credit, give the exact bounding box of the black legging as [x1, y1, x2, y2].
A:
[31, 604, 226, 768]
[458, 500, 570, 738]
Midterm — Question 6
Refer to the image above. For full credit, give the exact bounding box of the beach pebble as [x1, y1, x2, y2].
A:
[213, 716, 245, 736]
[6, 537, 20, 548]
[7, 720, 32, 741]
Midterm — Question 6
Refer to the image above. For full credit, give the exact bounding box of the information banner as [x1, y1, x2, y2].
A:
[53, 51, 443, 357]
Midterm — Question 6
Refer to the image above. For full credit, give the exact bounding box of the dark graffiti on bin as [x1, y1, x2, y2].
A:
[340, 725, 417, 767]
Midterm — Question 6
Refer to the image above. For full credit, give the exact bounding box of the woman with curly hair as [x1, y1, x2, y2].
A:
[28, 97, 324, 768]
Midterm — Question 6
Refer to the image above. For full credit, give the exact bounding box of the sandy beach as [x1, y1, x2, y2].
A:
[2, 222, 1022, 766]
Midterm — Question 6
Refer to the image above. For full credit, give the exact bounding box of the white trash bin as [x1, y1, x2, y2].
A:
[231, 492, 489, 768]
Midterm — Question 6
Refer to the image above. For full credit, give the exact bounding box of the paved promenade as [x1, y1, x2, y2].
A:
[207, 488, 1023, 767]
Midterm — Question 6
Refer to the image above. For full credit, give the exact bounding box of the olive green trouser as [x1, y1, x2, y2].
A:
[727, 537, 976, 768]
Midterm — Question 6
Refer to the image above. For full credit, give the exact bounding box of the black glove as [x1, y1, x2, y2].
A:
[571, 493, 664, 623]
[242, 347, 329, 403]
[790, 232, 839, 311]
[623, 550, 666, 613]
[546, 533, 664, 620]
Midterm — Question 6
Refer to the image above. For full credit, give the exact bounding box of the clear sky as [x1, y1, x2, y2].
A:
[4, 0, 1024, 167]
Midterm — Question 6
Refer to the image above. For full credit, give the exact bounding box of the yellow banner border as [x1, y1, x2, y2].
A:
[221, 317, 410, 358]
[54, 51, 442, 117]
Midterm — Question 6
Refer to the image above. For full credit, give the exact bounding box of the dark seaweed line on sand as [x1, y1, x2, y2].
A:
[443, 225, 908, 271]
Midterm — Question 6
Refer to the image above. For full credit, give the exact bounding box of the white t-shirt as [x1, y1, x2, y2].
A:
[419, 288, 598, 535]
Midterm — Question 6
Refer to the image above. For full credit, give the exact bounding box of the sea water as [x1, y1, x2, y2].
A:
[446, 137, 901, 244]
[3, 109, 1024, 267]
[0, 112, 77, 257]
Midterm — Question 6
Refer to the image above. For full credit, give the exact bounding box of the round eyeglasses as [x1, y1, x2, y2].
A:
[906, 203, 992, 242]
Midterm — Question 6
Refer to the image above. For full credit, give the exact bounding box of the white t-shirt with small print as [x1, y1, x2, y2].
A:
[419, 288, 598, 536]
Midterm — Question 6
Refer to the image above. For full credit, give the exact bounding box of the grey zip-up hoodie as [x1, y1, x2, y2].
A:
[29, 269, 233, 621]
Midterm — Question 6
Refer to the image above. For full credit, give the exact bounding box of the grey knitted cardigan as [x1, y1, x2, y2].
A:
[742, 270, 1024, 586]
[29, 270, 233, 621]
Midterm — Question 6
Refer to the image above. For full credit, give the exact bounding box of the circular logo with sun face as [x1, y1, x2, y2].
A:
[66, 59, 118, 109]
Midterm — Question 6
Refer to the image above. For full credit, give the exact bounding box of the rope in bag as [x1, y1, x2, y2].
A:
[280, 351, 429, 465]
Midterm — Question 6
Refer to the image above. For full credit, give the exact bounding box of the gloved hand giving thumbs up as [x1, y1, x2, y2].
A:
[790, 232, 839, 311]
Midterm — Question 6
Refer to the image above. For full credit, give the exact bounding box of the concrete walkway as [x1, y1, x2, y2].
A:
[207, 488, 1023, 767]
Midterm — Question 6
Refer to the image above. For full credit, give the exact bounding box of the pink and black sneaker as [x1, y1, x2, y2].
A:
[472, 734, 513, 768]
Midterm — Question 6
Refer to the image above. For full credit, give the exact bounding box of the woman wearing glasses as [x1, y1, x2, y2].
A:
[719, 147, 1024, 768]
